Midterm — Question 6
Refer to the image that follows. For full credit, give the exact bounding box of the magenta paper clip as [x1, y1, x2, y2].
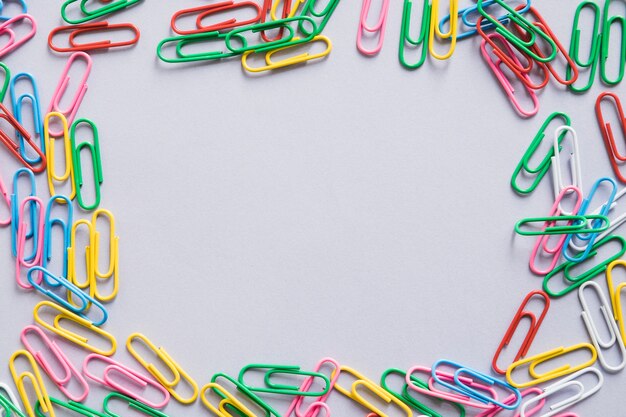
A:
[0, 14, 36, 58]
[15, 196, 44, 290]
[356, 0, 389, 56]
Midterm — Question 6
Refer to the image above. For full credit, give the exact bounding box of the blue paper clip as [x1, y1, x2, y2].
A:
[10, 167, 36, 260]
[563, 177, 617, 262]
[0, 0, 27, 21]
[10, 73, 44, 165]
[27, 266, 108, 326]
[42, 195, 73, 287]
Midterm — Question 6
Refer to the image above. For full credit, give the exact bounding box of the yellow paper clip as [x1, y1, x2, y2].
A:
[429, 0, 458, 60]
[44, 112, 75, 200]
[9, 350, 55, 417]
[506, 343, 597, 388]
[200, 382, 258, 417]
[607, 259, 626, 343]
[333, 366, 412, 417]
[67, 219, 95, 312]
[242, 35, 331, 73]
[126, 333, 199, 404]
[33, 301, 116, 356]
[270, 0, 306, 20]
[91, 208, 119, 301]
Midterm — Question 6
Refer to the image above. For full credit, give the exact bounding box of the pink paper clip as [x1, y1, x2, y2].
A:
[285, 358, 339, 417]
[0, 14, 36, 58]
[405, 365, 497, 409]
[47, 51, 92, 137]
[476, 387, 545, 417]
[21, 325, 89, 402]
[0, 173, 11, 226]
[15, 196, 44, 290]
[83, 353, 170, 409]
[529, 186, 583, 275]
[356, 0, 389, 56]
[480, 33, 539, 118]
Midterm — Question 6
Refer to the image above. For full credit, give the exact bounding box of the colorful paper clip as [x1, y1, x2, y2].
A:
[156, 31, 237, 63]
[10, 73, 44, 165]
[104, 393, 171, 417]
[70, 118, 103, 211]
[475, 387, 544, 417]
[209, 372, 280, 417]
[600, 0, 626, 86]
[171, 1, 263, 35]
[284, 358, 339, 417]
[61, 0, 143, 24]
[0, 103, 46, 173]
[0, 170, 10, 227]
[398, 0, 430, 69]
[47, 52, 92, 137]
[518, 367, 602, 417]
[515, 214, 608, 236]
[550, 126, 583, 216]
[15, 196, 44, 290]
[567, 1, 601, 93]
[607, 259, 626, 344]
[492, 290, 550, 375]
[225, 16, 316, 54]
[0, 0, 27, 21]
[91, 208, 119, 301]
[83, 354, 170, 409]
[578, 281, 626, 372]
[10, 168, 37, 258]
[0, 61, 10, 101]
[356, 0, 390, 56]
[298, 0, 339, 36]
[596, 92, 626, 184]
[9, 350, 54, 417]
[270, 0, 306, 20]
[480, 33, 538, 118]
[48, 22, 140, 52]
[0, 382, 25, 417]
[200, 381, 258, 417]
[33, 301, 116, 356]
[0, 14, 36, 58]
[34, 397, 107, 417]
[429, 0, 457, 60]
[44, 112, 76, 200]
[41, 196, 73, 281]
[126, 333, 199, 404]
[238, 364, 331, 397]
[20, 325, 89, 402]
[241, 35, 331, 73]
[505, 343, 597, 388]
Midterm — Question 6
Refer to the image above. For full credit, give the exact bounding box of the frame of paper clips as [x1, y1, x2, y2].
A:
[0, 1, 626, 417]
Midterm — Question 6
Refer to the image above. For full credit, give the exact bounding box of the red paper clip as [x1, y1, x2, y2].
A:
[492, 290, 550, 375]
[0, 14, 36, 58]
[596, 91, 626, 183]
[48, 21, 140, 52]
[0, 103, 46, 173]
[171, 1, 262, 35]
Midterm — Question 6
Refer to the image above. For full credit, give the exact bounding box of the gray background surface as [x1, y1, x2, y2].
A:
[0, 1, 625, 416]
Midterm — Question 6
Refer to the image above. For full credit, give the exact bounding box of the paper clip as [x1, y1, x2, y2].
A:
[10, 73, 44, 166]
[356, 0, 389, 56]
[171, 1, 263, 35]
[284, 358, 339, 417]
[578, 281, 626, 372]
[380, 368, 465, 417]
[91, 208, 119, 301]
[67, 219, 94, 292]
[33, 301, 116, 356]
[200, 381, 258, 417]
[70, 118, 103, 211]
[480, 33, 538, 118]
[0, 0, 27, 21]
[209, 372, 280, 417]
[225, 16, 316, 54]
[492, 290, 550, 374]
[241, 35, 331, 73]
[566, 1, 601, 93]
[156, 31, 237, 63]
[596, 92, 626, 183]
[544, 234, 626, 297]
[550, 126, 583, 216]
[600, 0, 626, 86]
[563, 177, 617, 262]
[9, 350, 54, 417]
[42, 196, 73, 281]
[10, 168, 37, 258]
[126, 333, 199, 404]
[505, 343, 597, 388]
[477, 1, 556, 63]
[104, 393, 171, 417]
[298, 0, 339, 36]
[27, 266, 108, 326]
[238, 364, 330, 397]
[83, 354, 170, 409]
[0, 14, 36, 58]
[405, 365, 496, 409]
[0, 382, 25, 417]
[475, 387, 544, 417]
[0, 61, 10, 101]
[34, 397, 107, 417]
[61, 0, 143, 24]
[529, 186, 583, 275]
[0, 103, 46, 173]
[270, 0, 306, 20]
[428, 0, 457, 60]
[47, 52, 92, 137]
[398, 0, 430, 69]
[518, 367, 602, 417]
[332, 366, 412, 417]
[515, 214, 608, 236]
[48, 22, 140, 52]
[44, 112, 76, 200]
[15, 197, 45, 290]
[20, 326, 89, 402]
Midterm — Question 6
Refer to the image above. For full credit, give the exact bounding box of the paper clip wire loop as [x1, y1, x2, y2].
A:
[10, 72, 44, 166]
[356, 0, 390, 56]
[44, 112, 76, 200]
[103, 392, 170, 417]
[429, 0, 457, 60]
[0, 103, 46, 173]
[0, 14, 36, 58]
[398, 0, 430, 69]
[600, 0, 626, 86]
[567, 1, 602, 93]
[48, 21, 140, 52]
[70, 118, 103, 211]
[596, 91, 626, 184]
[9, 350, 55, 417]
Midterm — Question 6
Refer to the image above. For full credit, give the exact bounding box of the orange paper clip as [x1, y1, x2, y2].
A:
[596, 91, 626, 183]
[48, 21, 139, 52]
[0, 103, 46, 173]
